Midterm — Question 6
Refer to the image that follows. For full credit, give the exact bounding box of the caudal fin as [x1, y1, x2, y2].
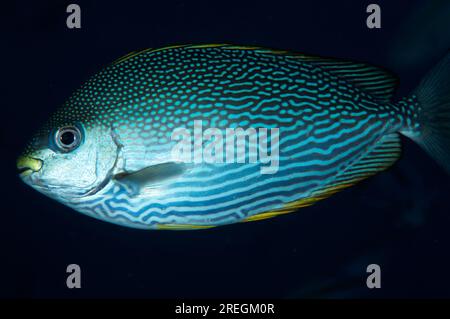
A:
[408, 52, 450, 173]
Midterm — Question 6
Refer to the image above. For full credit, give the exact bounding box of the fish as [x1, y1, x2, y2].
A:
[17, 44, 450, 230]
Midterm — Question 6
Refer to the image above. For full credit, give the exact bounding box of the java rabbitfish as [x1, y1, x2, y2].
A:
[17, 44, 450, 230]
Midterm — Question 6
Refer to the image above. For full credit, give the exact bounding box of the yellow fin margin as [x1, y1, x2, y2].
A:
[156, 224, 215, 230]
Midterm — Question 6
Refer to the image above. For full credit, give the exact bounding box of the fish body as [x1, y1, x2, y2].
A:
[18, 44, 450, 229]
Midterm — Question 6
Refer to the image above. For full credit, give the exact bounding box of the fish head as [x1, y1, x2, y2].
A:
[17, 118, 120, 203]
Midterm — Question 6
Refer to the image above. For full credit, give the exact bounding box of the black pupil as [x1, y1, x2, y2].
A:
[60, 131, 76, 146]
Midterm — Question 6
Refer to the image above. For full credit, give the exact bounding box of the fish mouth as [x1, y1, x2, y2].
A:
[17, 156, 43, 177]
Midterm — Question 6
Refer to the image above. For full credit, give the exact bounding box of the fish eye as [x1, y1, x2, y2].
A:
[54, 126, 82, 152]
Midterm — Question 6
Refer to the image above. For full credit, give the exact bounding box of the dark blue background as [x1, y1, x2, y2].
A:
[1, 0, 450, 298]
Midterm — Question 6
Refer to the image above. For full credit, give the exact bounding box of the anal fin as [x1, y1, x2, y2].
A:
[243, 133, 402, 223]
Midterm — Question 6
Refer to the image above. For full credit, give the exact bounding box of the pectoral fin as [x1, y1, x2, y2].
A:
[113, 162, 187, 196]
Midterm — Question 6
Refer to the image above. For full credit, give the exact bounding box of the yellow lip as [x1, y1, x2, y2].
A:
[17, 156, 43, 176]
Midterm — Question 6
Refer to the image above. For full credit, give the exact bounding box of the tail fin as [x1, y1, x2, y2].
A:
[406, 52, 450, 173]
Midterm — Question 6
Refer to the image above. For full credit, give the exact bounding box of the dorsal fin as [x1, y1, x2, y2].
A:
[113, 44, 399, 102]
[222, 46, 399, 102]
[301, 58, 399, 102]
[243, 133, 401, 223]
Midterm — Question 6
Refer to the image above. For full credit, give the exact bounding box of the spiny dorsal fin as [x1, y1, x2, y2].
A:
[113, 44, 226, 65]
[243, 133, 401, 223]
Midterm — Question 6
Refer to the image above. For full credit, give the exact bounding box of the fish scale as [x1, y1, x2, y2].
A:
[18, 44, 450, 230]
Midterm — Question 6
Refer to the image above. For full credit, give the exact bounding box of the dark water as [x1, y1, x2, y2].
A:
[1, 0, 450, 298]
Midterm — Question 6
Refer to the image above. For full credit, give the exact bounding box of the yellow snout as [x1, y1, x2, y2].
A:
[17, 156, 43, 177]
